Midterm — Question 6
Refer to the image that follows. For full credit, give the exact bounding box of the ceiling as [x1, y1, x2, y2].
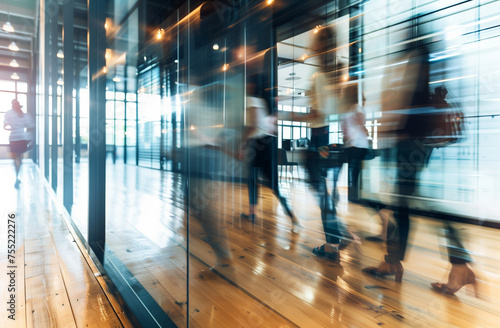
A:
[0, 1, 37, 79]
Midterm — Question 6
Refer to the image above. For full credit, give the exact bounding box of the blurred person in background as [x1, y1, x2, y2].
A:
[362, 29, 477, 295]
[292, 26, 356, 261]
[238, 73, 301, 232]
[3, 99, 33, 188]
[186, 83, 236, 276]
[341, 83, 369, 203]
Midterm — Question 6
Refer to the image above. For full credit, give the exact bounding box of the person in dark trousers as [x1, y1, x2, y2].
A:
[362, 41, 477, 295]
[291, 26, 356, 261]
[239, 74, 301, 232]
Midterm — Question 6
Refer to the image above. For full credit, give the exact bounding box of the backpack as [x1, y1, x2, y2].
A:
[422, 87, 465, 148]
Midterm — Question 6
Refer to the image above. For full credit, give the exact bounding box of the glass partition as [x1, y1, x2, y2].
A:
[34, 0, 500, 326]
[360, 0, 500, 222]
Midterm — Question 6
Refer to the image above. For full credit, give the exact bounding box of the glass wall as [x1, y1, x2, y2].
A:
[360, 0, 500, 222]
[34, 0, 500, 326]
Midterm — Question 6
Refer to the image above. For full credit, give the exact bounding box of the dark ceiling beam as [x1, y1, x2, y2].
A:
[0, 32, 34, 42]
[0, 45, 32, 54]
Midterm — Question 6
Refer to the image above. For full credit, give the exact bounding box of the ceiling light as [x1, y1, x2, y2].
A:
[105, 19, 110, 31]
[157, 29, 164, 40]
[112, 77, 121, 82]
[57, 77, 64, 85]
[11, 72, 19, 80]
[9, 59, 19, 68]
[3, 21, 14, 33]
[213, 43, 219, 50]
[8, 42, 19, 52]
[57, 49, 64, 58]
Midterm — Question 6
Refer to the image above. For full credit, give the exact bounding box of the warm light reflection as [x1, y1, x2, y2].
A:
[157, 28, 164, 39]
[267, 0, 274, 4]
[105, 18, 111, 30]
[222, 64, 229, 71]
[102, 66, 108, 74]
[253, 263, 265, 275]
[301, 286, 316, 303]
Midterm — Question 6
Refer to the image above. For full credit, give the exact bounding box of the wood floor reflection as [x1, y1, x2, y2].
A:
[0, 161, 129, 328]
[104, 163, 500, 328]
[2, 160, 498, 327]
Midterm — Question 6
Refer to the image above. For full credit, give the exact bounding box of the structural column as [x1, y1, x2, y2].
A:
[87, 0, 106, 255]
[63, 0, 74, 211]
[50, 0, 58, 191]
[43, 3, 50, 179]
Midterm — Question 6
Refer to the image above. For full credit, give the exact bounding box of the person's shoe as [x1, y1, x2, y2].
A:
[312, 244, 340, 262]
[291, 222, 302, 234]
[240, 213, 256, 223]
[14, 179, 21, 189]
[431, 263, 478, 297]
[363, 261, 404, 282]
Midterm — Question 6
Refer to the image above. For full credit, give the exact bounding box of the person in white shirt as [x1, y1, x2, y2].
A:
[341, 84, 369, 202]
[291, 26, 355, 261]
[3, 99, 33, 188]
[239, 74, 300, 232]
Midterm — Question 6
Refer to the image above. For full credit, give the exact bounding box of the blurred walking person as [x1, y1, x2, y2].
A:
[362, 34, 477, 295]
[291, 26, 354, 261]
[3, 99, 33, 188]
[239, 73, 301, 232]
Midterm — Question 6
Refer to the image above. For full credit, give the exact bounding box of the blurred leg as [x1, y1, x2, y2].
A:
[188, 147, 232, 266]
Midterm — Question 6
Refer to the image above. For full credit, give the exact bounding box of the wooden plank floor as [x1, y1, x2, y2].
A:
[101, 163, 500, 328]
[4, 159, 498, 327]
[0, 161, 131, 328]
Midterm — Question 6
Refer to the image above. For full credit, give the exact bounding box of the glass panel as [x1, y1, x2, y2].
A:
[103, 4, 188, 326]
[0, 80, 15, 91]
[34, 0, 500, 326]
[17, 82, 28, 93]
[72, 68, 90, 240]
